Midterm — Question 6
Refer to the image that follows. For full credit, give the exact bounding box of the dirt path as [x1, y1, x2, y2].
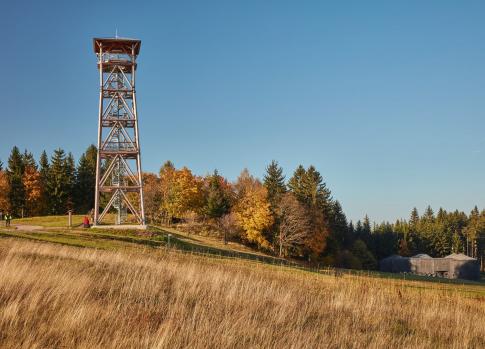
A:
[12, 224, 44, 231]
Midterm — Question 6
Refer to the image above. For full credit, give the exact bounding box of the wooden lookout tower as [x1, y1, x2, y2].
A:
[93, 37, 146, 227]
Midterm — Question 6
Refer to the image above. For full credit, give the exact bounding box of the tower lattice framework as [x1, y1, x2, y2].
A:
[93, 37, 145, 225]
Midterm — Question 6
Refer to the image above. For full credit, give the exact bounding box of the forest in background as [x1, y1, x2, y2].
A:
[1, 145, 484, 270]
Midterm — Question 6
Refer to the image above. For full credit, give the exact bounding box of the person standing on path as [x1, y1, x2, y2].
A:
[5, 213, 11, 227]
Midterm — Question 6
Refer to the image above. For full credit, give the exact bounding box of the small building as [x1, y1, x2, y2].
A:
[380, 253, 480, 281]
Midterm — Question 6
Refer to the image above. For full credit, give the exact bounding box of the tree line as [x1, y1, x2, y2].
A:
[0, 145, 97, 217]
[1, 146, 484, 269]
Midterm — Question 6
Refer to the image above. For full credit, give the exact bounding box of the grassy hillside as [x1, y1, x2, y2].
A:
[2, 215, 484, 285]
[0, 237, 485, 348]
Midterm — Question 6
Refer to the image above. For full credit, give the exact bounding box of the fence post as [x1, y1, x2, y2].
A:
[68, 210, 72, 229]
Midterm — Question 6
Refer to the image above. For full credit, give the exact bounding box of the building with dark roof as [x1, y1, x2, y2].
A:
[380, 253, 480, 280]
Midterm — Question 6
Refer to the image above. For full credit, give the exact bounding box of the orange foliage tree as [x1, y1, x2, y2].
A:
[233, 169, 273, 249]
[22, 166, 42, 216]
[0, 171, 10, 213]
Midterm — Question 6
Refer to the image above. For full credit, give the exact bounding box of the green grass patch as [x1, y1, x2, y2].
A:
[12, 215, 85, 228]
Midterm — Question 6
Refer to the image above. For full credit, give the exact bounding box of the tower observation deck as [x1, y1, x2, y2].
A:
[93, 37, 146, 226]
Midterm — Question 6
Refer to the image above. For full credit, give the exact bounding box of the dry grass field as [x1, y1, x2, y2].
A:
[0, 238, 484, 349]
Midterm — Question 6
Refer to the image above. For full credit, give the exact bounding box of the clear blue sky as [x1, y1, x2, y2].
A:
[1, 1, 485, 223]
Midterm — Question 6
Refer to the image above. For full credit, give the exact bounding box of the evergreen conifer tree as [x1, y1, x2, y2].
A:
[288, 165, 333, 260]
[205, 170, 230, 219]
[407, 207, 421, 254]
[7, 146, 25, 217]
[38, 151, 50, 215]
[22, 150, 36, 169]
[65, 153, 76, 211]
[263, 160, 286, 211]
[288, 165, 331, 211]
[329, 200, 350, 248]
[287, 165, 306, 203]
[75, 146, 97, 214]
[48, 148, 69, 214]
[363, 215, 371, 235]
[410, 207, 419, 227]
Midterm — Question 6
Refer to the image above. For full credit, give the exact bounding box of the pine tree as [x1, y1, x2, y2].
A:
[22, 150, 36, 169]
[465, 206, 480, 258]
[205, 169, 230, 219]
[358, 215, 375, 255]
[288, 165, 332, 211]
[263, 160, 287, 245]
[329, 200, 351, 248]
[407, 207, 421, 254]
[288, 165, 332, 260]
[410, 207, 419, 227]
[423, 205, 434, 221]
[348, 221, 355, 236]
[7, 146, 25, 217]
[355, 220, 363, 238]
[363, 215, 371, 234]
[304, 166, 332, 210]
[263, 160, 286, 211]
[48, 148, 69, 214]
[287, 165, 306, 203]
[75, 146, 97, 214]
[65, 153, 76, 211]
[38, 151, 50, 215]
[415, 205, 438, 255]
[452, 232, 463, 253]
[432, 207, 452, 257]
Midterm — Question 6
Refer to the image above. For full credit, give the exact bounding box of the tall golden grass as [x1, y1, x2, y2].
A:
[0, 238, 484, 348]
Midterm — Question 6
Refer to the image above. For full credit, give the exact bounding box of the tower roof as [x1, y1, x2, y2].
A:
[93, 37, 141, 55]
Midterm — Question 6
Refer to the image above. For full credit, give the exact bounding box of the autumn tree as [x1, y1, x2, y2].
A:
[22, 164, 41, 216]
[159, 162, 203, 221]
[233, 169, 273, 249]
[277, 192, 310, 257]
[0, 170, 10, 213]
[143, 172, 161, 223]
[218, 212, 239, 244]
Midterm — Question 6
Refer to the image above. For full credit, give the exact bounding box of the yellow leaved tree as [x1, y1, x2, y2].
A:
[159, 161, 203, 222]
[233, 169, 273, 249]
